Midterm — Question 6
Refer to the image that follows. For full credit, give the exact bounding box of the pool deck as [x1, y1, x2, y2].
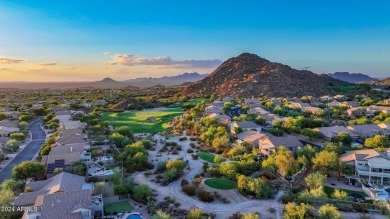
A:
[325, 176, 365, 192]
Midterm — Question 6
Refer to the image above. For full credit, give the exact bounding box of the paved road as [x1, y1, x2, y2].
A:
[0, 119, 46, 183]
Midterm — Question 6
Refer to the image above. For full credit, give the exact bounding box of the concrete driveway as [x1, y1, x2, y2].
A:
[0, 119, 46, 183]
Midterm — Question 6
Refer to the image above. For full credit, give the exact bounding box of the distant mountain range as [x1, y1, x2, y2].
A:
[96, 72, 207, 87]
[327, 72, 378, 83]
[182, 53, 348, 98]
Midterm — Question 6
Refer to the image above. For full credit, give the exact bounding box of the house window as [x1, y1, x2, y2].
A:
[82, 211, 89, 218]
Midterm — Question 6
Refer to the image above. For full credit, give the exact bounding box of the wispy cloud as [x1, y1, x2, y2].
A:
[0, 57, 26, 64]
[107, 54, 222, 69]
[38, 62, 57, 66]
[64, 67, 78, 70]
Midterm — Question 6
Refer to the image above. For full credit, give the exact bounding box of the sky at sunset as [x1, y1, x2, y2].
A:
[0, 0, 389, 82]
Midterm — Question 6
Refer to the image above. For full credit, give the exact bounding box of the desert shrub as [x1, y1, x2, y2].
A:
[187, 148, 194, 153]
[156, 161, 167, 173]
[87, 176, 99, 183]
[181, 179, 189, 187]
[335, 203, 354, 212]
[192, 154, 199, 160]
[279, 194, 295, 204]
[198, 191, 214, 202]
[190, 136, 197, 141]
[192, 177, 202, 186]
[182, 185, 197, 196]
[353, 203, 368, 213]
[179, 136, 187, 141]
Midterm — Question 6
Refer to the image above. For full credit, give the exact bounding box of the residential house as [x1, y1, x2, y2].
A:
[236, 130, 266, 147]
[222, 97, 235, 102]
[340, 149, 390, 185]
[21, 189, 102, 219]
[346, 107, 365, 117]
[244, 98, 260, 106]
[50, 143, 91, 161]
[313, 125, 358, 141]
[286, 102, 309, 109]
[270, 98, 282, 107]
[248, 107, 269, 116]
[301, 106, 322, 114]
[94, 99, 107, 106]
[57, 128, 86, 145]
[259, 135, 303, 157]
[320, 96, 333, 101]
[55, 110, 72, 123]
[339, 101, 360, 109]
[0, 120, 20, 137]
[333, 94, 347, 101]
[3, 111, 19, 120]
[212, 100, 224, 107]
[230, 121, 262, 136]
[207, 113, 231, 125]
[60, 120, 84, 130]
[367, 106, 390, 114]
[41, 153, 82, 175]
[14, 172, 91, 206]
[383, 99, 390, 104]
[205, 105, 224, 115]
[327, 100, 341, 108]
[347, 123, 390, 139]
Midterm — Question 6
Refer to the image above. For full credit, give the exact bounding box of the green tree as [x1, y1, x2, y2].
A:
[318, 204, 342, 219]
[115, 126, 134, 138]
[332, 132, 353, 146]
[10, 132, 25, 141]
[1, 179, 23, 191]
[0, 112, 6, 121]
[305, 172, 326, 191]
[72, 161, 87, 176]
[273, 146, 299, 177]
[297, 145, 316, 165]
[12, 161, 45, 183]
[365, 135, 389, 148]
[5, 139, 20, 152]
[18, 121, 29, 131]
[133, 184, 152, 202]
[332, 189, 349, 200]
[187, 207, 202, 219]
[241, 213, 260, 219]
[152, 210, 171, 219]
[93, 182, 107, 197]
[283, 202, 313, 219]
[312, 150, 338, 174]
[213, 155, 224, 163]
[166, 159, 186, 172]
[0, 189, 14, 206]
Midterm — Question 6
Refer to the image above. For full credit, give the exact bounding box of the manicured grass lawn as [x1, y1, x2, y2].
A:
[104, 201, 133, 214]
[324, 186, 368, 198]
[99, 107, 183, 133]
[197, 152, 225, 163]
[332, 85, 356, 93]
[205, 178, 237, 190]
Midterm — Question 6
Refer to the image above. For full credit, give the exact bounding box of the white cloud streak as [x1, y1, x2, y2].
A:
[107, 54, 221, 69]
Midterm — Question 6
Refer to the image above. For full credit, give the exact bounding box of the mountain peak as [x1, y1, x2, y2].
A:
[97, 77, 118, 83]
[182, 53, 348, 98]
